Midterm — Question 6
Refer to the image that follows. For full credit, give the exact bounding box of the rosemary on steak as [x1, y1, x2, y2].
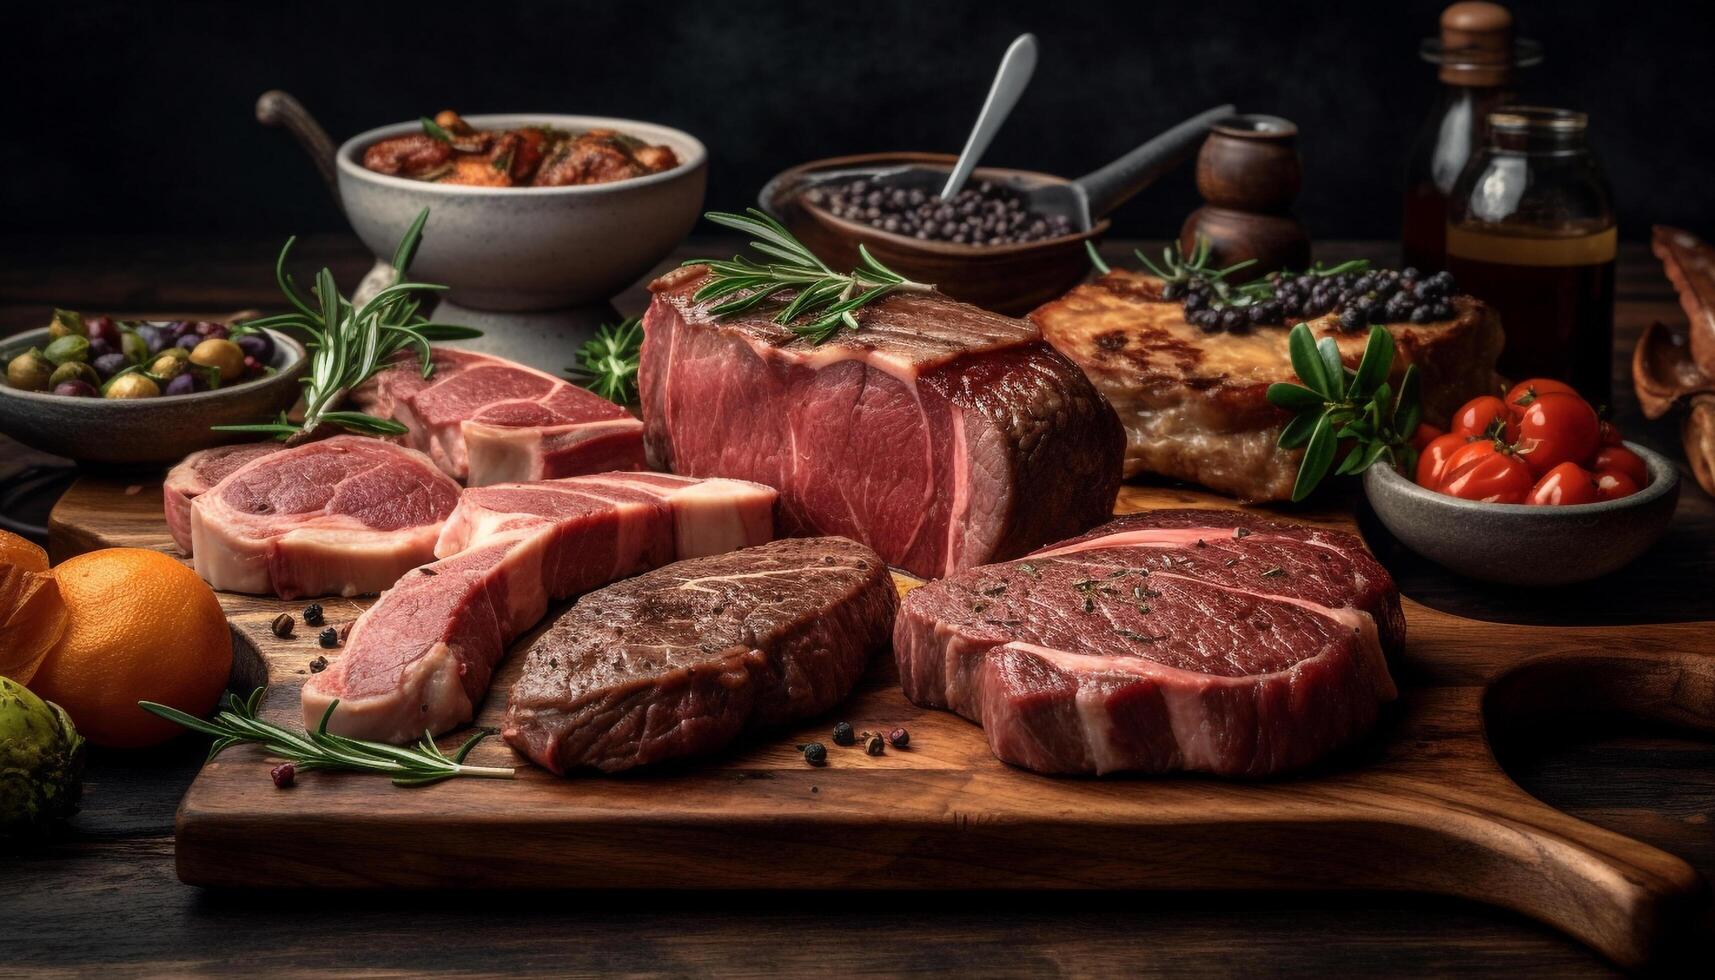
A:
[685, 209, 933, 344]
[569, 315, 643, 403]
[139, 687, 514, 788]
[214, 207, 480, 443]
[1267, 322, 1421, 502]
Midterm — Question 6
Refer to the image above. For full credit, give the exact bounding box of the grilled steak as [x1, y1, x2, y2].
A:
[189, 436, 461, 599]
[639, 266, 1124, 579]
[1032, 270, 1502, 501]
[895, 510, 1402, 777]
[304, 472, 777, 742]
[352, 347, 646, 486]
[505, 536, 897, 774]
[164, 442, 284, 555]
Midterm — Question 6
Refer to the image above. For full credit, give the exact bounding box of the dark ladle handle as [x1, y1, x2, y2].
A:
[1074, 104, 1236, 220]
[256, 90, 340, 208]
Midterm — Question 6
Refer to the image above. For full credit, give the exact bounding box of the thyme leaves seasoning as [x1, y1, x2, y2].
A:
[685, 209, 934, 345]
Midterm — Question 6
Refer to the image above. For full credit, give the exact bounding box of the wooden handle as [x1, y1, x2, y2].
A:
[255, 90, 340, 206]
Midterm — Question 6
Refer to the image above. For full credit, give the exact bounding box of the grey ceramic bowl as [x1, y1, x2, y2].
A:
[1363, 441, 1681, 586]
[0, 326, 306, 468]
[336, 114, 708, 311]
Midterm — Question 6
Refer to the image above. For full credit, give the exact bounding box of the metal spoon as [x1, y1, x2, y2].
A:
[941, 33, 1038, 199]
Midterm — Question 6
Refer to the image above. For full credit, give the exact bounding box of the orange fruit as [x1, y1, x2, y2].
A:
[30, 548, 230, 749]
[0, 529, 49, 572]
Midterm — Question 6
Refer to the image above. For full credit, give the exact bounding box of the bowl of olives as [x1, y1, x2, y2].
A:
[0, 310, 307, 468]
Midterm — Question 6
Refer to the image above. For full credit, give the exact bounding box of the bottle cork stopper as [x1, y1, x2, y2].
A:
[1439, 2, 1515, 85]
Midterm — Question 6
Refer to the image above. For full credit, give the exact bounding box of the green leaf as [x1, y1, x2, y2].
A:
[1277, 410, 1319, 450]
[1286, 324, 1334, 399]
[1291, 414, 1337, 503]
[421, 116, 453, 143]
[1350, 326, 1395, 399]
[1393, 364, 1422, 438]
[1316, 336, 1346, 401]
[1266, 382, 1325, 413]
[1085, 241, 1111, 275]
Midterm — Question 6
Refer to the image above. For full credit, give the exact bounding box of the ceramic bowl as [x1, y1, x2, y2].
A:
[1362, 442, 1681, 586]
[758, 152, 1110, 316]
[337, 115, 707, 311]
[0, 326, 306, 469]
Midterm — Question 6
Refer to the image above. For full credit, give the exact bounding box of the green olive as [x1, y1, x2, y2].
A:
[48, 361, 100, 388]
[105, 372, 160, 399]
[190, 338, 245, 383]
[6, 350, 54, 391]
[120, 329, 149, 363]
[43, 335, 90, 365]
[47, 308, 86, 339]
[148, 352, 188, 380]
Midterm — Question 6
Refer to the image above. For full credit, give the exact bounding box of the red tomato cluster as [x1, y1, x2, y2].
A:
[1412, 379, 1647, 506]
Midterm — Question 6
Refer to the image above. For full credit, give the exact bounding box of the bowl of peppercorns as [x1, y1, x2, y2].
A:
[761, 152, 1110, 316]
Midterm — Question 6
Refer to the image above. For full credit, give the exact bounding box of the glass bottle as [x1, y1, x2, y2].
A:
[1445, 107, 1616, 403]
[1400, 2, 1541, 272]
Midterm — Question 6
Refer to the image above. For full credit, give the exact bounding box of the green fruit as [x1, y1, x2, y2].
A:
[42, 335, 90, 366]
[0, 677, 85, 835]
[6, 350, 54, 391]
[104, 372, 160, 399]
[47, 308, 85, 340]
[120, 329, 149, 364]
[48, 361, 99, 388]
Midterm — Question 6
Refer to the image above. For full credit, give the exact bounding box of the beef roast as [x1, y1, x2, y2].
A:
[164, 441, 284, 555]
[190, 436, 461, 599]
[505, 536, 897, 774]
[639, 266, 1124, 579]
[352, 347, 646, 486]
[303, 472, 777, 742]
[895, 510, 1402, 777]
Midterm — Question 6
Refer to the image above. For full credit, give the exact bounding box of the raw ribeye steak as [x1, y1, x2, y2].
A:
[353, 347, 645, 486]
[640, 266, 1124, 579]
[302, 472, 777, 742]
[895, 510, 1402, 777]
[163, 441, 283, 555]
[190, 436, 461, 599]
[505, 536, 896, 774]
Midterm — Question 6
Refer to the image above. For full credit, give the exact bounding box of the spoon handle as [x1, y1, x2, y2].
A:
[256, 90, 341, 208]
[940, 33, 1038, 200]
[1075, 104, 1235, 221]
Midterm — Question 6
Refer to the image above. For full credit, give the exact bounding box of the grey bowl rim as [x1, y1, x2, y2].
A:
[1364, 439, 1680, 517]
[0, 325, 306, 409]
[336, 113, 709, 198]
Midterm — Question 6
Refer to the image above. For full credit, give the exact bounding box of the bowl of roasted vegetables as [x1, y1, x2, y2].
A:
[0, 310, 306, 467]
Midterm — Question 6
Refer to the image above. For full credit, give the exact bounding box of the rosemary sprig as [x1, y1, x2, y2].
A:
[685, 209, 933, 344]
[568, 315, 643, 404]
[1088, 237, 1371, 311]
[213, 207, 481, 443]
[1266, 323, 1420, 502]
[139, 688, 514, 788]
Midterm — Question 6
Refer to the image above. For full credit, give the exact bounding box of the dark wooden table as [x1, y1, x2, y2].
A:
[3, 235, 1712, 977]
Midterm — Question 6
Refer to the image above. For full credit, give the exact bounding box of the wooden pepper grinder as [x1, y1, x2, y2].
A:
[1179, 114, 1311, 281]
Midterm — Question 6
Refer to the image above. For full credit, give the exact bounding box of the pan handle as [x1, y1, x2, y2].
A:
[1073, 104, 1234, 221]
[256, 90, 341, 210]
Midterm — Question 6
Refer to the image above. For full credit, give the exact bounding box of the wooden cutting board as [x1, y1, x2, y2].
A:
[49, 477, 1715, 970]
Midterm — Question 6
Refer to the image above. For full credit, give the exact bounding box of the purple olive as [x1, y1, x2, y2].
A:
[235, 330, 274, 363]
[92, 352, 130, 379]
[194, 321, 229, 340]
[53, 379, 99, 397]
[85, 316, 120, 346]
[163, 372, 201, 396]
[137, 324, 170, 354]
[87, 336, 115, 359]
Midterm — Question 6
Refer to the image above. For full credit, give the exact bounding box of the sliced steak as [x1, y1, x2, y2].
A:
[163, 442, 284, 555]
[506, 536, 896, 774]
[190, 436, 461, 599]
[895, 510, 1402, 777]
[353, 347, 646, 486]
[640, 266, 1124, 579]
[303, 472, 777, 742]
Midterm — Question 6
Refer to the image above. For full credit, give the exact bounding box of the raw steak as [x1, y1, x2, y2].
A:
[640, 266, 1124, 580]
[505, 536, 897, 774]
[303, 472, 777, 742]
[352, 347, 646, 486]
[163, 442, 283, 555]
[190, 436, 461, 599]
[895, 510, 1402, 777]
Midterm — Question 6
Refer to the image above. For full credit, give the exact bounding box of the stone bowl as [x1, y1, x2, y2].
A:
[1362, 442, 1681, 586]
[337, 114, 707, 311]
[0, 326, 306, 469]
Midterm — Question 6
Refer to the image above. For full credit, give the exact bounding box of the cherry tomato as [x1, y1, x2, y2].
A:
[1503, 377, 1579, 410]
[1598, 419, 1625, 446]
[1590, 445, 1648, 486]
[1450, 395, 1516, 440]
[1438, 441, 1535, 504]
[1594, 469, 1641, 502]
[1526, 462, 1600, 506]
[1410, 423, 1445, 452]
[1415, 432, 1470, 489]
[1512, 392, 1600, 476]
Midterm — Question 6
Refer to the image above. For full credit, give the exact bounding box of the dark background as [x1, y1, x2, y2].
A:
[8, 0, 1713, 241]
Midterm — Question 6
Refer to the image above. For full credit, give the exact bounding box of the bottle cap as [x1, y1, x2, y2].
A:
[1420, 2, 1542, 87]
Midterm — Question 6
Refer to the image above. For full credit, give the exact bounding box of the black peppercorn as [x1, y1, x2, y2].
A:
[317, 626, 339, 648]
[308, 655, 328, 673]
[270, 613, 294, 639]
[832, 722, 855, 746]
[802, 742, 827, 766]
[303, 603, 324, 626]
[865, 734, 885, 756]
[271, 763, 295, 788]
[887, 727, 910, 749]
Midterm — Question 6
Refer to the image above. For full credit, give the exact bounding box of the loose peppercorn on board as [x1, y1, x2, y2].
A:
[49, 476, 1715, 972]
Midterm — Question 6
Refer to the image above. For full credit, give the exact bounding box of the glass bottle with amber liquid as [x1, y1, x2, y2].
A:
[1400, 2, 1540, 272]
[1446, 108, 1616, 403]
